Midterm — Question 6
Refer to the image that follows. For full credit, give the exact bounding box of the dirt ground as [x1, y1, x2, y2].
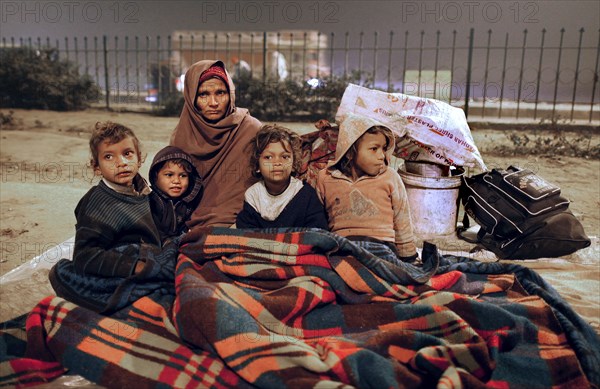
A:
[0, 108, 599, 277]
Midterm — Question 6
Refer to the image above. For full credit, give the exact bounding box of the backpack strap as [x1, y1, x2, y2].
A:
[456, 177, 483, 244]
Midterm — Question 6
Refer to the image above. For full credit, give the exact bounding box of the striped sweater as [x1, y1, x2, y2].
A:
[73, 178, 162, 277]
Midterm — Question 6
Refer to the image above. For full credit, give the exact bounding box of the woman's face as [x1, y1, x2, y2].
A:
[195, 78, 230, 123]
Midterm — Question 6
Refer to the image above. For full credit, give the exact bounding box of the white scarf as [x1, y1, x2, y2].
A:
[245, 177, 304, 221]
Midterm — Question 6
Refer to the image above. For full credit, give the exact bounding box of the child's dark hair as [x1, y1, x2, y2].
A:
[152, 158, 194, 182]
[89, 121, 143, 168]
[249, 124, 302, 178]
[337, 125, 394, 177]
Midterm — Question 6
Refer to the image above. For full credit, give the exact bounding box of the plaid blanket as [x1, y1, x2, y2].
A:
[2, 227, 599, 388]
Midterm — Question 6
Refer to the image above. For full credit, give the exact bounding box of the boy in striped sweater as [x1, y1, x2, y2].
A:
[50, 122, 179, 312]
[71, 121, 162, 277]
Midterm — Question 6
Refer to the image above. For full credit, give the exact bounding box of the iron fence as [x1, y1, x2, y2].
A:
[2, 27, 599, 122]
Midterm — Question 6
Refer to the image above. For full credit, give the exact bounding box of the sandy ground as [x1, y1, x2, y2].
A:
[1, 108, 599, 277]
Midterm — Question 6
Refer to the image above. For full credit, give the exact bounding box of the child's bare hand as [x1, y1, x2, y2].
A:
[134, 259, 146, 274]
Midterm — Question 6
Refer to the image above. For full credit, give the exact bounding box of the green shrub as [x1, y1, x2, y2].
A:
[155, 93, 184, 117]
[0, 47, 100, 111]
[155, 71, 374, 121]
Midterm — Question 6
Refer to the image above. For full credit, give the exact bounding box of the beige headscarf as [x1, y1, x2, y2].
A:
[170, 59, 262, 228]
[330, 113, 394, 167]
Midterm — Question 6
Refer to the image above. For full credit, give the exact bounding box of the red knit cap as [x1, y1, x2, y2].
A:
[198, 64, 229, 87]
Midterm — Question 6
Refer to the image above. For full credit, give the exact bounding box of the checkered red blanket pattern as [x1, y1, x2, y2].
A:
[1, 227, 598, 388]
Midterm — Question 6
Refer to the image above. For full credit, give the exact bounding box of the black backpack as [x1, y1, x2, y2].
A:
[458, 166, 591, 259]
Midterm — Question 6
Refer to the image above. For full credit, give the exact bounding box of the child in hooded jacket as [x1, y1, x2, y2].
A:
[149, 146, 203, 241]
[315, 113, 418, 263]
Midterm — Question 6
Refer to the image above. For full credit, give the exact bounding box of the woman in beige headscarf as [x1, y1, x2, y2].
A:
[170, 60, 262, 228]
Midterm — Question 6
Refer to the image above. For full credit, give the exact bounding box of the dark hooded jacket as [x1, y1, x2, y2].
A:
[149, 146, 203, 241]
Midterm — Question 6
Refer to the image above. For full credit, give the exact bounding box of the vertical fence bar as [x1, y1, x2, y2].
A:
[250, 33, 255, 77]
[358, 31, 364, 81]
[316, 32, 321, 79]
[65, 37, 69, 62]
[156, 35, 161, 104]
[167, 35, 172, 94]
[213, 34, 217, 60]
[135, 36, 140, 102]
[145, 36, 150, 103]
[84, 37, 89, 77]
[225, 33, 230, 66]
[179, 34, 183, 82]
[302, 32, 307, 81]
[199, 33, 205, 61]
[329, 32, 334, 80]
[103, 35, 110, 109]
[114, 36, 120, 104]
[534, 29, 546, 120]
[275, 32, 281, 81]
[373, 31, 378, 85]
[516, 29, 528, 119]
[464, 28, 474, 118]
[417, 31, 424, 96]
[570, 28, 584, 121]
[191, 34, 196, 65]
[482, 29, 492, 118]
[262, 31, 267, 83]
[46, 36, 50, 50]
[433, 31, 440, 99]
[402, 31, 409, 94]
[344, 32, 349, 78]
[201, 34, 207, 63]
[289, 32, 294, 80]
[551, 28, 565, 119]
[498, 33, 509, 118]
[74, 37, 79, 72]
[590, 29, 600, 122]
[238, 33, 243, 78]
[125, 36, 130, 100]
[94, 36, 99, 87]
[449, 30, 456, 104]
[387, 31, 394, 91]
[277, 32, 281, 80]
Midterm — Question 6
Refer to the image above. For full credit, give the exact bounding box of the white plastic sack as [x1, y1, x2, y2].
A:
[336, 84, 487, 171]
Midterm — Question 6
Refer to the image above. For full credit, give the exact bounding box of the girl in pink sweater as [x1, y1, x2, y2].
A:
[316, 113, 418, 263]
